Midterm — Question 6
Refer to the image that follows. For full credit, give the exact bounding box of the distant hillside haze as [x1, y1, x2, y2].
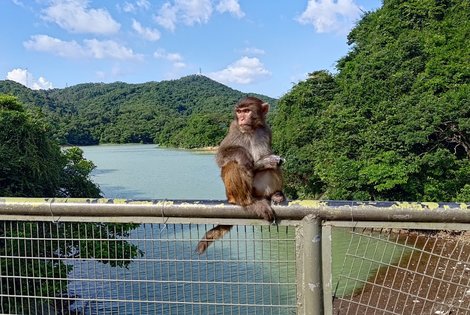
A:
[0, 75, 277, 148]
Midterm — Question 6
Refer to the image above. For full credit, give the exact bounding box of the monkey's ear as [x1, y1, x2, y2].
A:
[261, 102, 269, 115]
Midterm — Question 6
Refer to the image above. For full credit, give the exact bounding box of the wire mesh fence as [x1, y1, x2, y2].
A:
[0, 221, 297, 315]
[332, 227, 470, 315]
[1, 199, 470, 314]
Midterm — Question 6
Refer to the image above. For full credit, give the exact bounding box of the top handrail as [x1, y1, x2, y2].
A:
[0, 198, 469, 223]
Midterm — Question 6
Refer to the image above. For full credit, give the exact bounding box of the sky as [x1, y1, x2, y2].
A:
[0, 0, 382, 98]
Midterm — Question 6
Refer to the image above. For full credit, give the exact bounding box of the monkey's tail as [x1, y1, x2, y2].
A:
[195, 200, 275, 254]
[196, 224, 233, 254]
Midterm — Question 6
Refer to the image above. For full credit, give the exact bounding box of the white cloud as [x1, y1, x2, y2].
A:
[132, 19, 161, 41]
[297, 0, 362, 33]
[154, 3, 178, 31]
[216, 0, 244, 18]
[6, 68, 53, 90]
[208, 56, 270, 85]
[24, 35, 86, 58]
[136, 0, 151, 10]
[42, 0, 120, 34]
[154, 48, 186, 68]
[12, 0, 26, 8]
[85, 39, 142, 60]
[155, 0, 213, 31]
[24, 35, 142, 60]
[120, 0, 150, 13]
[121, 2, 136, 13]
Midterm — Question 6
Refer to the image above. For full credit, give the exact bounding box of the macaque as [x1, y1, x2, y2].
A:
[196, 96, 284, 254]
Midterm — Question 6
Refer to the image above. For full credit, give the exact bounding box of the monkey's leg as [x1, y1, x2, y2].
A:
[253, 169, 283, 199]
[196, 225, 232, 254]
[222, 161, 275, 222]
[221, 161, 254, 206]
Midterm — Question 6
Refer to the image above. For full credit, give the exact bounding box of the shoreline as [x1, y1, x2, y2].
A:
[191, 146, 218, 153]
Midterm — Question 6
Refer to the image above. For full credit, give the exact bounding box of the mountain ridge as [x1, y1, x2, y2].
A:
[0, 75, 277, 148]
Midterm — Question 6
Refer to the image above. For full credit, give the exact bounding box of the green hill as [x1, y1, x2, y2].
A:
[0, 75, 277, 148]
[272, 0, 469, 202]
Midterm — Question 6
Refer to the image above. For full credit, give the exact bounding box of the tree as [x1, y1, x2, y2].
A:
[272, 71, 337, 199]
[169, 113, 230, 148]
[273, 0, 469, 201]
[0, 95, 141, 313]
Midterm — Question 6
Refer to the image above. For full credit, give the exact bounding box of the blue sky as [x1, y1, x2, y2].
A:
[1, 0, 381, 98]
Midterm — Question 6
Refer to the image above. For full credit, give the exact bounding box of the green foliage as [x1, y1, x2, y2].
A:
[273, 0, 469, 202]
[167, 113, 230, 148]
[273, 71, 337, 199]
[0, 94, 24, 111]
[0, 96, 140, 313]
[0, 95, 102, 198]
[0, 95, 62, 197]
[59, 147, 102, 197]
[0, 75, 277, 148]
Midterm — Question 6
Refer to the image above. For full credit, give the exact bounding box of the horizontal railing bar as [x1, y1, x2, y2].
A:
[0, 294, 295, 308]
[325, 221, 470, 231]
[0, 255, 296, 264]
[0, 198, 469, 223]
[0, 215, 300, 226]
[0, 275, 296, 286]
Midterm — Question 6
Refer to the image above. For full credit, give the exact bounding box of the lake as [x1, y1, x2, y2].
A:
[73, 144, 399, 314]
[74, 144, 298, 314]
[81, 144, 225, 200]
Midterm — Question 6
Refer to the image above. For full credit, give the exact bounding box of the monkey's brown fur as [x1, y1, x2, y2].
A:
[222, 161, 253, 206]
[196, 97, 284, 254]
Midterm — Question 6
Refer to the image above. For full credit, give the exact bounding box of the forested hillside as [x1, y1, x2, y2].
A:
[273, 0, 469, 202]
[1, 0, 467, 203]
[0, 75, 276, 148]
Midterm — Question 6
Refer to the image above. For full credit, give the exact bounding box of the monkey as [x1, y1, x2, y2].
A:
[196, 96, 284, 254]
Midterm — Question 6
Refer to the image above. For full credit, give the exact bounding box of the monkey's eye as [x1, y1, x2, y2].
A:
[236, 108, 251, 114]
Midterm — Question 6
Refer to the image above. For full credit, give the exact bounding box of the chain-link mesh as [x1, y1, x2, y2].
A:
[0, 221, 297, 314]
[333, 228, 470, 315]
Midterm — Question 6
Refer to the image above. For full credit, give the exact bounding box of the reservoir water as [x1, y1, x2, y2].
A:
[81, 144, 225, 200]
[74, 144, 400, 314]
[75, 144, 298, 314]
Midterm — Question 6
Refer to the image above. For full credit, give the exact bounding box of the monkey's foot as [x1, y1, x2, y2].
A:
[271, 191, 285, 204]
[246, 199, 275, 222]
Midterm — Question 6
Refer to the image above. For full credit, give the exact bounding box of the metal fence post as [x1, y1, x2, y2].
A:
[297, 214, 323, 315]
[321, 223, 333, 314]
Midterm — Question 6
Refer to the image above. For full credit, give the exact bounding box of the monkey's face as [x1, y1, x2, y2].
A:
[234, 98, 269, 133]
[236, 107, 258, 132]
[236, 107, 251, 124]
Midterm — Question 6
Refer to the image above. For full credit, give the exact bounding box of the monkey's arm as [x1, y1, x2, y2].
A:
[216, 145, 254, 169]
[254, 155, 283, 171]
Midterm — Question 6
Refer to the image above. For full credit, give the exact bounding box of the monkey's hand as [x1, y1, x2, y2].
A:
[254, 155, 283, 170]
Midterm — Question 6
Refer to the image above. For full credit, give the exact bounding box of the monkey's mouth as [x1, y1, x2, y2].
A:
[239, 123, 253, 131]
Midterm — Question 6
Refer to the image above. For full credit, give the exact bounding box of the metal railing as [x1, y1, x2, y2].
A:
[0, 198, 469, 314]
